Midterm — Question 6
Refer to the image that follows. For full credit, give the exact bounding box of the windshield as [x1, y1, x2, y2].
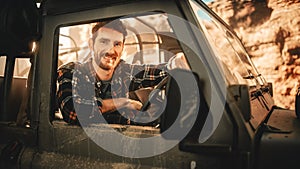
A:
[189, 0, 266, 87]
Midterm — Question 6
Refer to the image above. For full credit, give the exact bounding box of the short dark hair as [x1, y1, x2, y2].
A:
[91, 19, 127, 41]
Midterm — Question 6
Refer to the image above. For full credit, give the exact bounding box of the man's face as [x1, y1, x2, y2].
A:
[89, 27, 124, 71]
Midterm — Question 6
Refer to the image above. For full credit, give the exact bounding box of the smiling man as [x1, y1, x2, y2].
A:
[56, 19, 189, 125]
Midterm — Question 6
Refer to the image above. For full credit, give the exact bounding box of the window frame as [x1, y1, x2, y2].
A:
[37, 0, 210, 153]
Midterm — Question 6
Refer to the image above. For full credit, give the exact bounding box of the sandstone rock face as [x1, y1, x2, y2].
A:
[207, 0, 300, 109]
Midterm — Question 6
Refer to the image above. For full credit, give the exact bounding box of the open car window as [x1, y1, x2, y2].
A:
[0, 55, 31, 125]
[0, 56, 6, 77]
[58, 13, 181, 67]
[55, 12, 190, 127]
[13, 58, 31, 78]
[0, 57, 31, 78]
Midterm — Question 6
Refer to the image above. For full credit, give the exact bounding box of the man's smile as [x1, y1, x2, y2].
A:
[103, 55, 117, 63]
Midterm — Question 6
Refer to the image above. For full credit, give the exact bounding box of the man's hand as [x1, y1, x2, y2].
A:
[125, 99, 143, 110]
[101, 98, 142, 113]
[167, 52, 190, 70]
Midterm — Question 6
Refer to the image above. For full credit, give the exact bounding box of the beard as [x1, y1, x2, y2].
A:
[92, 51, 119, 71]
[99, 60, 112, 70]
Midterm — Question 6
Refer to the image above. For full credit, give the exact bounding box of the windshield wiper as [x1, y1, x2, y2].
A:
[242, 73, 261, 79]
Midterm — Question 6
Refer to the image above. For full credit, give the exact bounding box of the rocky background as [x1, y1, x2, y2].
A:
[207, 0, 300, 109]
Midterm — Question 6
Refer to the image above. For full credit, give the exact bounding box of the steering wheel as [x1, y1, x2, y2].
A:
[127, 76, 169, 126]
[140, 76, 169, 111]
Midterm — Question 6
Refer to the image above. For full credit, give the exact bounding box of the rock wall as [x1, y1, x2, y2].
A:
[207, 0, 300, 109]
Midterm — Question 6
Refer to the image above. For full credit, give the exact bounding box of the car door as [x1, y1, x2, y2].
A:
[34, 0, 230, 169]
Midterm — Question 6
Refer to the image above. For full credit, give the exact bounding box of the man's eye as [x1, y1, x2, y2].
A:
[99, 39, 108, 44]
[114, 42, 122, 47]
[99, 40, 106, 44]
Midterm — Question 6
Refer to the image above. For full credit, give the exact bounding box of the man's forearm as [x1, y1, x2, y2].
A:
[101, 98, 142, 113]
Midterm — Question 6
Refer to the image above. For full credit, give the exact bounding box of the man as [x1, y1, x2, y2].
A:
[56, 19, 188, 125]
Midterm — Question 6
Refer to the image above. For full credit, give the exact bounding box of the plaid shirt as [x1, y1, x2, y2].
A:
[56, 59, 168, 125]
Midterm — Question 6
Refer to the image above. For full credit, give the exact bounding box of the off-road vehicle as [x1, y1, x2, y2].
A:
[0, 0, 299, 168]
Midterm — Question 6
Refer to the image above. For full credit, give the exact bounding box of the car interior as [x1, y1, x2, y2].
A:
[0, 57, 31, 125]
[53, 12, 191, 129]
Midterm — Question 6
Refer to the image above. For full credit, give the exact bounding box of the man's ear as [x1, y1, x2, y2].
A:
[88, 38, 94, 51]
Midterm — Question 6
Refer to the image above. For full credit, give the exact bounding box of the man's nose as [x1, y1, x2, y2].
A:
[107, 44, 117, 55]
